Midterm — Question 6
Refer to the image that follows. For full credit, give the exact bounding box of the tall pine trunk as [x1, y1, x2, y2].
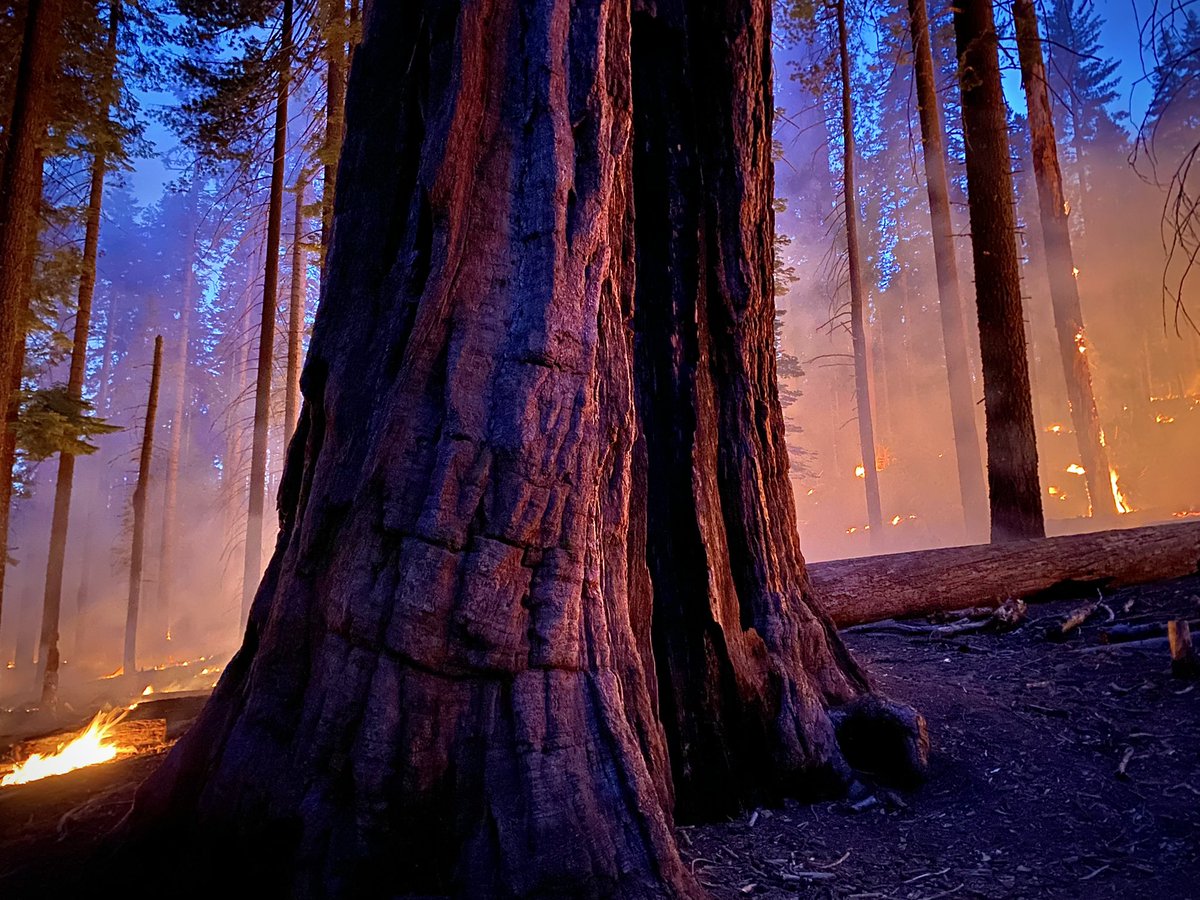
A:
[836, 0, 884, 544]
[128, 2, 924, 895]
[0, 0, 63, 643]
[908, 0, 988, 540]
[124, 336, 163, 676]
[1012, 0, 1116, 518]
[955, 0, 1045, 542]
[320, 0, 347, 261]
[156, 225, 197, 645]
[285, 180, 305, 443]
[242, 0, 293, 621]
[36, 1, 119, 706]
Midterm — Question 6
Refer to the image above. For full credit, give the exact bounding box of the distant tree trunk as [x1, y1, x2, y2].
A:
[0, 0, 63, 641]
[1012, 0, 1116, 519]
[836, 0, 884, 544]
[285, 180, 305, 444]
[129, 2, 924, 895]
[242, 0, 293, 622]
[954, 0, 1045, 542]
[320, 0, 346, 261]
[124, 336, 163, 677]
[157, 229, 197, 645]
[908, 0, 989, 540]
[36, 0, 119, 707]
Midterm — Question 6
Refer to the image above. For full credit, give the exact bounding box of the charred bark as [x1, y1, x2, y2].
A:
[242, 0, 294, 621]
[908, 0, 988, 541]
[129, 2, 924, 895]
[1012, 0, 1115, 519]
[124, 336, 163, 676]
[954, 0, 1045, 542]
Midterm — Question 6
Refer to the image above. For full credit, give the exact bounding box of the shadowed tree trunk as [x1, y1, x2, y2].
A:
[320, 0, 347, 262]
[1012, 0, 1116, 519]
[0, 0, 63, 642]
[242, 0, 294, 621]
[37, 0, 119, 706]
[908, 0, 989, 541]
[955, 0, 1045, 542]
[285, 179, 306, 443]
[128, 2, 924, 896]
[124, 336, 163, 677]
[835, 0, 883, 545]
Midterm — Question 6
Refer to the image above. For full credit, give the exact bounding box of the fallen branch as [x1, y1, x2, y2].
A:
[811, 521, 1200, 627]
[1045, 601, 1099, 641]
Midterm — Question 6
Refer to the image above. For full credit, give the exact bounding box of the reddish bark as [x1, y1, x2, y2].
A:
[129, 2, 924, 895]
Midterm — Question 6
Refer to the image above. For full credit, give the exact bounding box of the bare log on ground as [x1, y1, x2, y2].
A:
[810, 522, 1200, 627]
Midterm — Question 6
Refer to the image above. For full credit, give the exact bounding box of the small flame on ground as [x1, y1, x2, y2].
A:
[100, 667, 123, 680]
[1066, 463, 1087, 475]
[890, 515, 902, 526]
[142, 685, 154, 696]
[1046, 423, 1064, 434]
[1155, 414, 1175, 424]
[1, 709, 130, 787]
[1072, 266, 1080, 279]
[1109, 468, 1133, 514]
[854, 465, 865, 478]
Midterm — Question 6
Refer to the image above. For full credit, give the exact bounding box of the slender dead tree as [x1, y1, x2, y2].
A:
[955, 0, 1045, 542]
[127, 2, 925, 896]
[0, 0, 64, 643]
[242, 0, 294, 621]
[320, 0, 347, 260]
[1012, 0, 1117, 518]
[908, 0, 989, 540]
[836, 0, 884, 543]
[36, 0, 120, 706]
[285, 179, 306, 444]
[124, 336, 163, 677]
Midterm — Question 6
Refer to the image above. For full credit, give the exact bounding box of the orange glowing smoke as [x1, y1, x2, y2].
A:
[1, 709, 132, 786]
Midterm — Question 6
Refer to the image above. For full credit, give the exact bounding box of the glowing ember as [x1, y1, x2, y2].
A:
[1, 709, 130, 786]
[1046, 423, 1064, 434]
[1066, 463, 1086, 475]
[1109, 468, 1133, 514]
[854, 465, 865, 478]
[142, 685, 154, 696]
[1072, 266, 1080, 279]
[1048, 486, 1059, 495]
[1155, 414, 1175, 424]
[890, 515, 902, 526]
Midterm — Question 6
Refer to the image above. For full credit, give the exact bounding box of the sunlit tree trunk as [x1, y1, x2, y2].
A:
[129, 2, 924, 894]
[908, 0, 989, 540]
[242, 0, 293, 621]
[836, 0, 884, 544]
[1013, 0, 1115, 519]
[124, 336, 163, 676]
[0, 0, 63, 645]
[36, 1, 119, 706]
[955, 0, 1045, 542]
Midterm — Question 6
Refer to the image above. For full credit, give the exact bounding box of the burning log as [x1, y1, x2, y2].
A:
[811, 521, 1200, 627]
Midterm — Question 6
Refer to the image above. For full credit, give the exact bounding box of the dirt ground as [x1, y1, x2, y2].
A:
[1, 575, 1198, 899]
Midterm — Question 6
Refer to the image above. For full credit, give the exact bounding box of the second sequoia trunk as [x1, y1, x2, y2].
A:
[129, 2, 924, 896]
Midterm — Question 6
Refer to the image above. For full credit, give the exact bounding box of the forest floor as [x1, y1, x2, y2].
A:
[0, 575, 1198, 898]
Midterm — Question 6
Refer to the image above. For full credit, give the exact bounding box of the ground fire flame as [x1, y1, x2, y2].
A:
[1, 708, 132, 787]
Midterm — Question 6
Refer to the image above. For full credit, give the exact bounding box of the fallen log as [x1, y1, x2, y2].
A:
[809, 521, 1200, 627]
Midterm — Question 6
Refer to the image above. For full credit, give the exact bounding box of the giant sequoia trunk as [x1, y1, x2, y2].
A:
[955, 0, 1045, 542]
[129, 2, 923, 896]
[1012, 0, 1116, 519]
[908, 0, 988, 541]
